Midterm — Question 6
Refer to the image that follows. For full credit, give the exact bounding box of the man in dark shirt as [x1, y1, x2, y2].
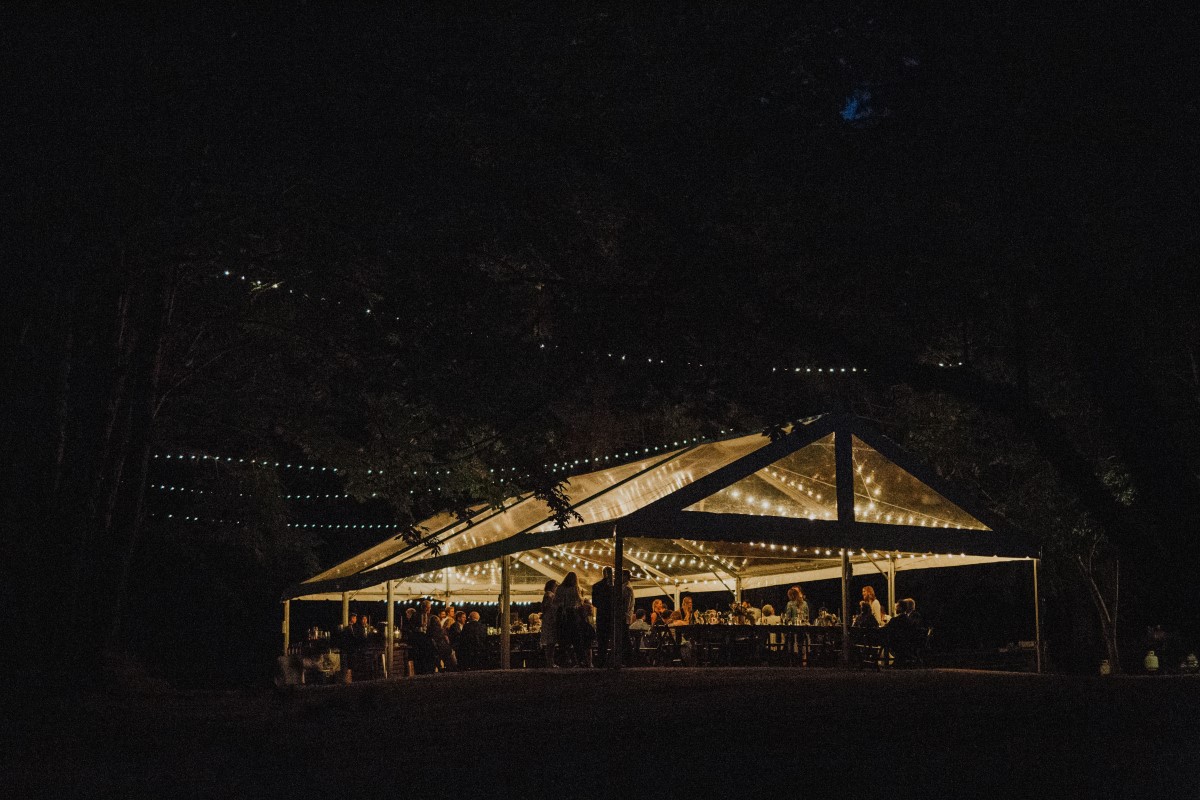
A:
[884, 598, 923, 666]
[448, 611, 466, 651]
[457, 611, 487, 670]
[592, 567, 614, 666]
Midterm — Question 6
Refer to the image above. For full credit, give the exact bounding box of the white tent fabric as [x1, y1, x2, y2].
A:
[286, 414, 1035, 603]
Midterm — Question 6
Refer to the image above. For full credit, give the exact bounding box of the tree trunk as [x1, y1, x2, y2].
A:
[108, 272, 177, 649]
[1079, 556, 1120, 674]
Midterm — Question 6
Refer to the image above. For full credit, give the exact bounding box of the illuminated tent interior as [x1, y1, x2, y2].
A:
[284, 414, 1036, 609]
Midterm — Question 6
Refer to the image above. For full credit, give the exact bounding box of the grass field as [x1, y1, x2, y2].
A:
[9, 669, 1199, 798]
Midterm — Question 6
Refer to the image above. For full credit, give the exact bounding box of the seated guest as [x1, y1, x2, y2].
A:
[667, 610, 685, 626]
[581, 599, 596, 629]
[854, 600, 879, 628]
[679, 595, 700, 625]
[884, 599, 922, 666]
[457, 611, 487, 671]
[577, 604, 597, 667]
[650, 598, 670, 626]
[628, 609, 652, 632]
[760, 604, 781, 625]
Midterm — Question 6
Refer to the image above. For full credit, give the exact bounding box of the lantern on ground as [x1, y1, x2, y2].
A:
[1143, 650, 1160, 673]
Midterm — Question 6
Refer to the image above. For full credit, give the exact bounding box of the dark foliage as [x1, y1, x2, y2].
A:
[3, 1, 1197, 685]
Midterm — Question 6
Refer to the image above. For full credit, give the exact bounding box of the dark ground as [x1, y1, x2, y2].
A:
[8, 669, 1199, 798]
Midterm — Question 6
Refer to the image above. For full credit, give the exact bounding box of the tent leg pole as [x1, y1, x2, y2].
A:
[735, 577, 742, 604]
[500, 555, 512, 670]
[888, 559, 896, 618]
[385, 580, 395, 677]
[841, 550, 851, 668]
[282, 600, 291, 656]
[1033, 558, 1042, 674]
[833, 419, 855, 668]
[610, 528, 624, 670]
[341, 592, 349, 629]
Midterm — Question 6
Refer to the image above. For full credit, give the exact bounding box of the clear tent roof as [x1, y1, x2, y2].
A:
[289, 415, 1029, 603]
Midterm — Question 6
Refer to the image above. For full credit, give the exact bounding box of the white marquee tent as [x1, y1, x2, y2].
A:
[282, 414, 1041, 668]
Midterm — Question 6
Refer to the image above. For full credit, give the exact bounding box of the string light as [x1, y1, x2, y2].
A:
[150, 484, 375, 501]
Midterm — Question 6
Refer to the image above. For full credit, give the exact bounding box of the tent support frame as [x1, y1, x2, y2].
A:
[1033, 558, 1042, 674]
[500, 555, 512, 670]
[282, 600, 290, 655]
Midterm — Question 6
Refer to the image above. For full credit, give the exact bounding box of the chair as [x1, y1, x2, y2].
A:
[851, 628, 887, 670]
[628, 629, 647, 665]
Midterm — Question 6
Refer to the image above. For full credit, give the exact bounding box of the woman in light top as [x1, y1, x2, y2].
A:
[782, 585, 810, 625]
[862, 585, 883, 625]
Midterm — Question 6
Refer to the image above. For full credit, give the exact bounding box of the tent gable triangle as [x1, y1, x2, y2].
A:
[681, 432, 839, 521]
[846, 418, 1000, 532]
[631, 415, 838, 523]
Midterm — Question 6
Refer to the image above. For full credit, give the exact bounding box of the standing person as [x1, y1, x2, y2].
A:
[539, 579, 560, 668]
[409, 599, 437, 674]
[862, 586, 883, 626]
[783, 586, 810, 625]
[554, 572, 583, 667]
[457, 611, 487, 670]
[619, 569, 635, 663]
[427, 607, 456, 671]
[448, 611, 466, 652]
[592, 567, 614, 666]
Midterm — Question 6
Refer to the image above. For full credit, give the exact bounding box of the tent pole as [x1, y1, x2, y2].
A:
[341, 592, 349, 629]
[500, 556, 512, 670]
[887, 559, 896, 619]
[834, 420, 855, 668]
[282, 600, 291, 656]
[610, 527, 624, 669]
[1033, 558, 1042, 674]
[735, 577, 742, 604]
[840, 550, 851, 668]
[385, 580, 395, 677]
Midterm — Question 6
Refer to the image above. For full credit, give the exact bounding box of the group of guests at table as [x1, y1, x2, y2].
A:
[330, 599, 492, 675]
[333, 579, 926, 673]
[851, 588, 926, 665]
[399, 598, 490, 674]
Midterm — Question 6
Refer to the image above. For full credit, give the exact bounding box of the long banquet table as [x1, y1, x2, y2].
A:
[658, 624, 852, 667]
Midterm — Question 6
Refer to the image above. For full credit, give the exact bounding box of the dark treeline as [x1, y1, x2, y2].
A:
[3, 1, 1197, 687]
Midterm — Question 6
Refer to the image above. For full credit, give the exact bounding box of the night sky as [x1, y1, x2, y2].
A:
[4, 1, 1198, 687]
